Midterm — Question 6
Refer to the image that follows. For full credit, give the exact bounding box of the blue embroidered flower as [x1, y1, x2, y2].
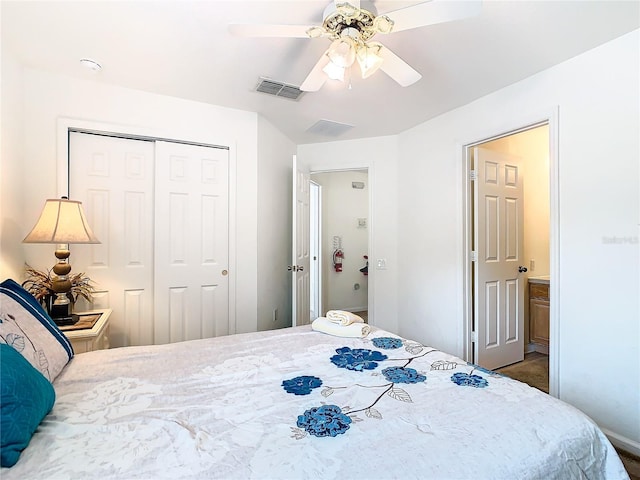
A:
[282, 375, 323, 395]
[382, 366, 426, 384]
[330, 347, 387, 371]
[466, 362, 502, 377]
[297, 405, 352, 437]
[451, 372, 489, 388]
[372, 337, 403, 349]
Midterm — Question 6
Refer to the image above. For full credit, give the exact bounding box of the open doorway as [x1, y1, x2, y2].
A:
[310, 169, 369, 322]
[309, 181, 321, 319]
[466, 123, 551, 391]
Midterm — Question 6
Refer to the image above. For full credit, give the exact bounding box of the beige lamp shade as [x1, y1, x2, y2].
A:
[23, 198, 100, 244]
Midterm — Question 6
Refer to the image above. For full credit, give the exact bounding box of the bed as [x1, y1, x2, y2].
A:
[0, 280, 629, 479]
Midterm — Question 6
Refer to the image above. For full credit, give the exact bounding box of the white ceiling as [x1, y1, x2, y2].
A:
[2, 1, 638, 144]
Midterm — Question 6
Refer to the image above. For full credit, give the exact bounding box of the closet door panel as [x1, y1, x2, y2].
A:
[69, 132, 155, 347]
[154, 141, 230, 344]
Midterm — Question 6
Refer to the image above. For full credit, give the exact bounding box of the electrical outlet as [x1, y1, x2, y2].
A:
[272, 308, 278, 323]
[530, 259, 535, 271]
[376, 259, 387, 270]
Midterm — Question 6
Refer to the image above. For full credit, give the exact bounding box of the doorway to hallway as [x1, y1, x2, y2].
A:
[309, 169, 369, 320]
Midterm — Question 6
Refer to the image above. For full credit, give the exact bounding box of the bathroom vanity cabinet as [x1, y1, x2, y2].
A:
[528, 277, 549, 353]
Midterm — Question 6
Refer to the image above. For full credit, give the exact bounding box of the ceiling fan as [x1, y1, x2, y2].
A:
[229, 0, 482, 92]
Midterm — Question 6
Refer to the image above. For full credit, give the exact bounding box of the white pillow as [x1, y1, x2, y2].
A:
[0, 279, 74, 382]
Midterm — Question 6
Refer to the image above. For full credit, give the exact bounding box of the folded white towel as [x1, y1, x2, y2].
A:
[312, 317, 371, 338]
[325, 310, 364, 326]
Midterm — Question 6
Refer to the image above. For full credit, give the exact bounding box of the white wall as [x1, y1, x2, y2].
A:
[396, 30, 639, 451]
[7, 67, 261, 334]
[0, 49, 26, 281]
[312, 170, 369, 313]
[256, 116, 296, 331]
[297, 136, 399, 334]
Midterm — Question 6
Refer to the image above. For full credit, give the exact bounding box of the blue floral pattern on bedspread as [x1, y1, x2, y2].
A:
[372, 337, 403, 349]
[382, 366, 426, 384]
[330, 347, 387, 371]
[288, 335, 493, 439]
[451, 372, 489, 388]
[282, 376, 323, 395]
[296, 405, 352, 437]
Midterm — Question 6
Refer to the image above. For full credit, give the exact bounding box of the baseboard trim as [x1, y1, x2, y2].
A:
[602, 427, 640, 457]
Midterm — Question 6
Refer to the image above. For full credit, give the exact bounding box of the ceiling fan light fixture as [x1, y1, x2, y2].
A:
[322, 59, 346, 81]
[229, 0, 482, 92]
[327, 37, 356, 68]
[356, 42, 384, 78]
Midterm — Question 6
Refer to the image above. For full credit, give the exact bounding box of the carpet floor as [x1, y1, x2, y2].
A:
[494, 352, 549, 393]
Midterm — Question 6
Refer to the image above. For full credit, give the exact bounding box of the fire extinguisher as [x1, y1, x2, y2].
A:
[333, 249, 344, 272]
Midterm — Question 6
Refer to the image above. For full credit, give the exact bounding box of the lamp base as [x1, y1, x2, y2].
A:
[50, 303, 79, 326]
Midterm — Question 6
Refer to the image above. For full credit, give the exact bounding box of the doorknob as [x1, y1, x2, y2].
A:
[518, 266, 528, 273]
[297, 265, 304, 272]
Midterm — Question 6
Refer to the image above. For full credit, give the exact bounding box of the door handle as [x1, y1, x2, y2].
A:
[288, 265, 304, 272]
[518, 266, 528, 273]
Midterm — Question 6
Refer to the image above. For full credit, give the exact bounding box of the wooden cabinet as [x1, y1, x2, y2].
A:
[60, 309, 112, 354]
[529, 282, 549, 351]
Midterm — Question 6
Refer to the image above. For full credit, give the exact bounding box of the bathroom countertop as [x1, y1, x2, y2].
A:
[528, 275, 550, 285]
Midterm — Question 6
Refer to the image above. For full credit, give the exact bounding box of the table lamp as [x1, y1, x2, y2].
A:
[23, 197, 100, 325]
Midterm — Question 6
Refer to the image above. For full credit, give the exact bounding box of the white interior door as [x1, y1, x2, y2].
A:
[69, 132, 155, 347]
[154, 141, 229, 344]
[474, 147, 525, 370]
[291, 155, 311, 326]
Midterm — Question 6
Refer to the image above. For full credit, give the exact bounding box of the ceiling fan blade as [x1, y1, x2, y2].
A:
[385, 0, 482, 33]
[228, 24, 314, 38]
[300, 55, 330, 92]
[378, 45, 422, 87]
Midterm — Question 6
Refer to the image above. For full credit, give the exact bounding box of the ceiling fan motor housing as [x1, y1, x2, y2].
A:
[321, 2, 392, 42]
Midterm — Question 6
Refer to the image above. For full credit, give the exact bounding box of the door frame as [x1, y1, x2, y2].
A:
[56, 117, 238, 335]
[460, 107, 559, 397]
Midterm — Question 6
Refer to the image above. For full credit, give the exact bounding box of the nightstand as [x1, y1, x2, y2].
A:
[59, 309, 112, 354]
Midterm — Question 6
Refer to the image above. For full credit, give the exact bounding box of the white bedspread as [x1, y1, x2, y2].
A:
[3, 326, 628, 479]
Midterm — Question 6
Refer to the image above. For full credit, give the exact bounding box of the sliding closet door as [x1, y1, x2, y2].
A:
[70, 132, 230, 347]
[69, 132, 156, 347]
[154, 141, 230, 343]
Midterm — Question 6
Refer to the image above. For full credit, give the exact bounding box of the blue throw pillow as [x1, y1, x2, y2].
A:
[0, 279, 73, 382]
[1, 343, 56, 467]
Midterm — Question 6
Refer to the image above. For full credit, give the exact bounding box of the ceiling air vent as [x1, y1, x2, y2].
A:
[255, 78, 303, 100]
[306, 119, 355, 137]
